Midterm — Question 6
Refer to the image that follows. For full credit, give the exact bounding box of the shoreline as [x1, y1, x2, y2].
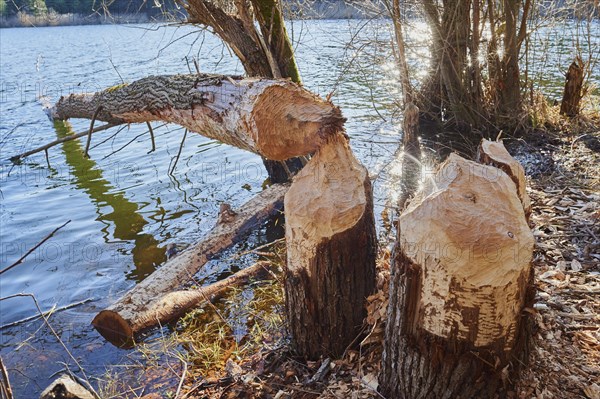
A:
[0, 1, 385, 28]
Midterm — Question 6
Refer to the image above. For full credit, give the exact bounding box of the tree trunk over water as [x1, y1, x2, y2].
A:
[50, 74, 344, 161]
[380, 154, 534, 398]
[284, 134, 377, 359]
[560, 56, 585, 117]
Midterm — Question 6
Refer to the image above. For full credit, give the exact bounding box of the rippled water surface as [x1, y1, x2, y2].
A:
[0, 19, 597, 397]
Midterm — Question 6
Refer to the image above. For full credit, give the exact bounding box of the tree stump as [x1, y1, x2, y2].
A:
[379, 153, 534, 398]
[560, 56, 585, 117]
[284, 134, 377, 359]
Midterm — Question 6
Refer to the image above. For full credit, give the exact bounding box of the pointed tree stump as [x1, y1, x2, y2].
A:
[284, 134, 377, 359]
[380, 153, 534, 398]
[476, 139, 531, 219]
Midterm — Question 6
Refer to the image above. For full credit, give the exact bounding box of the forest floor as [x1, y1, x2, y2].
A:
[102, 122, 599, 399]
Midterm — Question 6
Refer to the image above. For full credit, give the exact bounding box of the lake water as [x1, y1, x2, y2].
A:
[0, 19, 597, 397]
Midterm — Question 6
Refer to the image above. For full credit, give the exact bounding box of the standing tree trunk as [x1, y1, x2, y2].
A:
[284, 134, 377, 359]
[380, 153, 534, 398]
[560, 56, 585, 117]
[499, 0, 522, 120]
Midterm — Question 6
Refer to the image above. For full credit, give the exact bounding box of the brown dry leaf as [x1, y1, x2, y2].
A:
[584, 383, 600, 399]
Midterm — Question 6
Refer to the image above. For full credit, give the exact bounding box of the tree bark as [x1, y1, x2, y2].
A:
[185, 0, 273, 78]
[560, 56, 585, 117]
[499, 0, 521, 119]
[91, 183, 288, 347]
[380, 154, 534, 398]
[476, 139, 531, 219]
[50, 74, 344, 161]
[93, 261, 271, 347]
[284, 134, 377, 359]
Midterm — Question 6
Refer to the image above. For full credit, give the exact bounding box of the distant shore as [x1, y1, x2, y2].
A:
[0, 1, 384, 28]
[0, 12, 164, 28]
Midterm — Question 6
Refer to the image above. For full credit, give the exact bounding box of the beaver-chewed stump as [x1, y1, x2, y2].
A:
[284, 133, 377, 359]
[379, 152, 534, 399]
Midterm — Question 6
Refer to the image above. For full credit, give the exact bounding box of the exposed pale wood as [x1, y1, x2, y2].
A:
[93, 261, 270, 347]
[284, 134, 377, 359]
[477, 139, 531, 219]
[40, 375, 94, 399]
[50, 74, 344, 161]
[380, 154, 534, 398]
[92, 183, 288, 347]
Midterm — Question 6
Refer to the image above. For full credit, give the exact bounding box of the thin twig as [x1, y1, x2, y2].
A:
[169, 129, 188, 175]
[0, 293, 100, 399]
[0, 220, 71, 276]
[226, 238, 285, 261]
[0, 298, 93, 330]
[146, 122, 156, 153]
[44, 149, 51, 168]
[0, 356, 13, 399]
[174, 360, 188, 399]
[8, 123, 118, 162]
[84, 106, 104, 158]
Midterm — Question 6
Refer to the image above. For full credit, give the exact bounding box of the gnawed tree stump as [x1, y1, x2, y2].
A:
[560, 56, 585, 117]
[284, 134, 377, 359]
[92, 183, 287, 347]
[50, 74, 344, 161]
[476, 139, 531, 219]
[379, 154, 534, 399]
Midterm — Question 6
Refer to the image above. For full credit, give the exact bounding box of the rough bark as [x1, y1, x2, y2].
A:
[380, 154, 534, 398]
[499, 0, 521, 118]
[91, 183, 288, 347]
[476, 139, 531, 219]
[93, 261, 270, 347]
[560, 56, 585, 117]
[251, 0, 301, 83]
[185, 0, 273, 78]
[50, 74, 344, 161]
[284, 134, 377, 359]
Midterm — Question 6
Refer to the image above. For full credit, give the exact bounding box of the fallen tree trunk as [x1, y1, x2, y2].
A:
[476, 139, 531, 219]
[93, 261, 270, 348]
[92, 183, 288, 347]
[284, 133, 377, 359]
[379, 153, 534, 398]
[50, 74, 344, 161]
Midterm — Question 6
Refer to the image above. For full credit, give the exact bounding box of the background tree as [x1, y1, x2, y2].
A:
[387, 0, 532, 138]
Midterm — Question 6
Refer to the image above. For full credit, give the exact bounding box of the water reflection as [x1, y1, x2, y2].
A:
[55, 120, 166, 280]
